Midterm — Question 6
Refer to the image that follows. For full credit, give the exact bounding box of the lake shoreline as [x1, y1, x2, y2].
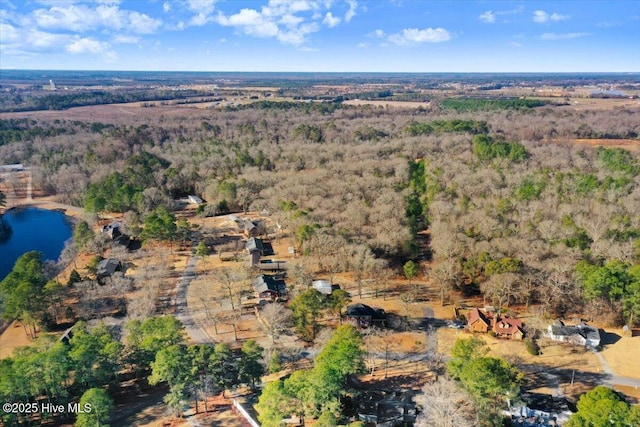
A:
[9, 196, 87, 220]
[0, 204, 74, 281]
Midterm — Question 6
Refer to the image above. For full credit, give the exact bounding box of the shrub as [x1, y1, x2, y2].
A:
[524, 338, 540, 356]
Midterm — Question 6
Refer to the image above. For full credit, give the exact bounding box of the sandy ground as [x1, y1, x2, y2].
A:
[0, 321, 33, 359]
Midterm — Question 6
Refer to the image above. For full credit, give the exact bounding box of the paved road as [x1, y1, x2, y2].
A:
[174, 236, 213, 344]
[594, 351, 640, 388]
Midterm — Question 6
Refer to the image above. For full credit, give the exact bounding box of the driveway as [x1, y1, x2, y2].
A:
[174, 235, 213, 344]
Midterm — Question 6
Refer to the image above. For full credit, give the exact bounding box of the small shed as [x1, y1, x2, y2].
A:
[312, 280, 333, 295]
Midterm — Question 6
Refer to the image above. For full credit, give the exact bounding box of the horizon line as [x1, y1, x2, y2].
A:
[2, 69, 640, 75]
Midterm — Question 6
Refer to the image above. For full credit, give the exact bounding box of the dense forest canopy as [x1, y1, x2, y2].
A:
[1, 100, 639, 324]
[1, 83, 640, 426]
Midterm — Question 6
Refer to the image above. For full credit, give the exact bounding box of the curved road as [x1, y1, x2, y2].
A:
[594, 351, 640, 388]
[174, 235, 213, 344]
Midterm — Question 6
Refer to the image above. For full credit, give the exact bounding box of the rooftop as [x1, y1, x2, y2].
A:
[550, 321, 600, 342]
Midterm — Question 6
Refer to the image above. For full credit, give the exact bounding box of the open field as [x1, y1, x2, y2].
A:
[600, 332, 640, 379]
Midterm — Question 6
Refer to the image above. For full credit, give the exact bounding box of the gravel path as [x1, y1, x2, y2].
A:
[174, 235, 213, 344]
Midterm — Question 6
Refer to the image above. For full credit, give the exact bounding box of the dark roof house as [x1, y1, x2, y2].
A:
[252, 274, 287, 301]
[345, 303, 386, 328]
[246, 237, 265, 254]
[97, 258, 123, 278]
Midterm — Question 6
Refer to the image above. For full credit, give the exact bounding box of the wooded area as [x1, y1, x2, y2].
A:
[1, 92, 639, 426]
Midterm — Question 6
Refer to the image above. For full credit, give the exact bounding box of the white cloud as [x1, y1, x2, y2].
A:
[66, 37, 110, 54]
[34, 5, 95, 31]
[190, 13, 211, 26]
[32, 4, 161, 34]
[323, 11, 340, 27]
[358, 42, 368, 48]
[25, 29, 69, 50]
[550, 13, 569, 21]
[533, 10, 549, 23]
[214, 0, 339, 46]
[163, 2, 171, 13]
[0, 22, 19, 43]
[387, 27, 451, 45]
[187, 0, 217, 16]
[479, 11, 495, 24]
[541, 32, 590, 40]
[370, 29, 385, 38]
[344, 0, 357, 22]
[183, 0, 218, 25]
[534, 10, 569, 23]
[128, 11, 162, 34]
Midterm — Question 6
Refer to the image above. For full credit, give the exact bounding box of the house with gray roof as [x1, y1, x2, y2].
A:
[548, 321, 601, 347]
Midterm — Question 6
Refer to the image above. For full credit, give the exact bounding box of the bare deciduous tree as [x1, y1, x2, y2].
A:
[415, 378, 477, 427]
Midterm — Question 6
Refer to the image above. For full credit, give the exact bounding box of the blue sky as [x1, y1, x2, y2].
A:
[1, 0, 639, 72]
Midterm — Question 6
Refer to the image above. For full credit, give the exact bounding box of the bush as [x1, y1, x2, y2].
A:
[67, 269, 82, 286]
[524, 338, 540, 356]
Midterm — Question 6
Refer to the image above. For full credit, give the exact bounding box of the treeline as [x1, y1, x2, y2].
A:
[0, 89, 219, 112]
[224, 99, 344, 115]
[405, 119, 489, 136]
[441, 97, 551, 111]
[0, 118, 76, 147]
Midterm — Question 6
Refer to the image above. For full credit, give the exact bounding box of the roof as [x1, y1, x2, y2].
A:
[0, 163, 24, 172]
[97, 258, 121, 277]
[246, 237, 265, 253]
[102, 221, 121, 231]
[252, 274, 286, 295]
[550, 321, 600, 342]
[493, 316, 524, 335]
[312, 280, 332, 295]
[468, 307, 491, 326]
[346, 303, 386, 320]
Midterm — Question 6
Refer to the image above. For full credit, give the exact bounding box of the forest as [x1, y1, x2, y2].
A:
[1, 91, 639, 426]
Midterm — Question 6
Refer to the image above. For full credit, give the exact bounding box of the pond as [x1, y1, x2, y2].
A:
[0, 207, 73, 281]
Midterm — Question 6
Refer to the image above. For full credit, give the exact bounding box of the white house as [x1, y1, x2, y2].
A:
[548, 321, 601, 347]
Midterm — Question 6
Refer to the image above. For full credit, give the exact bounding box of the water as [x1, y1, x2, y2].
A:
[0, 207, 72, 280]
